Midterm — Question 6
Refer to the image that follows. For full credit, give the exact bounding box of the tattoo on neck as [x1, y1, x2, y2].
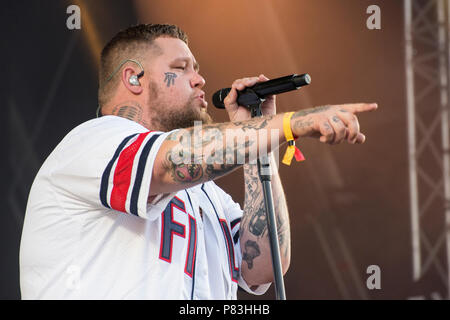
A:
[164, 72, 177, 87]
[112, 102, 146, 126]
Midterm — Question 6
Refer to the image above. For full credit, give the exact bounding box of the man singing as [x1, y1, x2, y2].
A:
[20, 24, 377, 299]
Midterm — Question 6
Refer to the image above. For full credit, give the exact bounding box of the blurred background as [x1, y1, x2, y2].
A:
[1, 0, 450, 300]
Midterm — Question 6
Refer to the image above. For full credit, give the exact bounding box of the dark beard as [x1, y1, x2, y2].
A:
[147, 80, 213, 131]
[149, 100, 213, 132]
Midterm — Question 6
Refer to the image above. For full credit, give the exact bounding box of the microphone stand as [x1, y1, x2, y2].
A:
[246, 90, 286, 300]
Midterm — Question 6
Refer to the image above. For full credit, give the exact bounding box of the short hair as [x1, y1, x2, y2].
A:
[98, 23, 188, 107]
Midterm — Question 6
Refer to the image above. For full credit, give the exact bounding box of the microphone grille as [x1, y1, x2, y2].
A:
[304, 74, 311, 84]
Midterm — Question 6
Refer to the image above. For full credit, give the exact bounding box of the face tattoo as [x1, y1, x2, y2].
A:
[164, 72, 177, 87]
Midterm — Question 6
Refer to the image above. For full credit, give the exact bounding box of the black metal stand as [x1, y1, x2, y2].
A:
[249, 101, 286, 300]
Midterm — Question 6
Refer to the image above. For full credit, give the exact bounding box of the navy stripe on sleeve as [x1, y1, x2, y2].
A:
[129, 133, 162, 216]
[233, 231, 240, 245]
[230, 218, 241, 229]
[231, 218, 241, 245]
[100, 133, 138, 209]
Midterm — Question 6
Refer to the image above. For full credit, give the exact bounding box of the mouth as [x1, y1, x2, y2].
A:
[196, 92, 208, 109]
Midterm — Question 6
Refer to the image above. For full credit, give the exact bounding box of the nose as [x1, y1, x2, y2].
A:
[190, 72, 205, 89]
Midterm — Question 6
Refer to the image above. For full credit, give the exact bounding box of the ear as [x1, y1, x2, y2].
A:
[122, 67, 144, 95]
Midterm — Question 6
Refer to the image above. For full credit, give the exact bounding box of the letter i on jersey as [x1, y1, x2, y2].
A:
[159, 197, 197, 277]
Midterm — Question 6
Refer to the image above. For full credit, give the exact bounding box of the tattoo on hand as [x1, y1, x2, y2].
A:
[332, 116, 341, 123]
[164, 72, 177, 87]
[290, 105, 334, 136]
[292, 118, 314, 133]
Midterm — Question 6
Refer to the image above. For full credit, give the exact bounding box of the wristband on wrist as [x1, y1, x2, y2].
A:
[282, 112, 306, 166]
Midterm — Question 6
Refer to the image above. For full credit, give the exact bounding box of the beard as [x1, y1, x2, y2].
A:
[147, 79, 213, 132]
[154, 103, 212, 131]
[148, 98, 213, 132]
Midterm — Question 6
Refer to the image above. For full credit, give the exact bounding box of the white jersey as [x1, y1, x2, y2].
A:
[20, 116, 270, 299]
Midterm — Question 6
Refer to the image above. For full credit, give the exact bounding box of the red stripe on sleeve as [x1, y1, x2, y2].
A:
[110, 131, 151, 213]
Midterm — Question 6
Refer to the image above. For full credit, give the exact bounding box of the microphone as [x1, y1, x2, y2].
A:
[212, 73, 311, 109]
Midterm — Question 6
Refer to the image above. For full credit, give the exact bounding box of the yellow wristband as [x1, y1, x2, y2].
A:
[282, 112, 305, 165]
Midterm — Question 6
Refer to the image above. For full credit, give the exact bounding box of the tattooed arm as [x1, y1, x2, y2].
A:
[240, 153, 291, 285]
[151, 114, 283, 195]
[150, 73, 377, 288]
[150, 102, 377, 196]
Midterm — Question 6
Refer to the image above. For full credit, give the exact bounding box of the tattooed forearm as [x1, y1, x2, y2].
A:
[156, 112, 287, 198]
[233, 115, 275, 131]
[275, 196, 290, 257]
[292, 105, 331, 119]
[163, 120, 264, 186]
[247, 198, 267, 237]
[163, 152, 239, 185]
[243, 164, 268, 238]
[242, 240, 261, 269]
[164, 151, 204, 183]
[163, 141, 238, 183]
[240, 154, 291, 272]
[205, 163, 237, 180]
[242, 161, 289, 241]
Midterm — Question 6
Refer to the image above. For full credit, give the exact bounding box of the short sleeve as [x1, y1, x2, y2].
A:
[50, 116, 176, 220]
[213, 184, 272, 296]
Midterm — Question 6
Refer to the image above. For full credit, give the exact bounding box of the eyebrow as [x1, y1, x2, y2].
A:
[171, 57, 200, 72]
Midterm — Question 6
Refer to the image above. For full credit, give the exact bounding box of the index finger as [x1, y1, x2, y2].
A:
[340, 103, 378, 114]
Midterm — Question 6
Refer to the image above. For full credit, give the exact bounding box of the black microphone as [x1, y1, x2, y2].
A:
[212, 73, 311, 109]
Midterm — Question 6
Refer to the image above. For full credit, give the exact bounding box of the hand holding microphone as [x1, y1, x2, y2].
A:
[213, 73, 310, 122]
[212, 73, 311, 109]
[212, 73, 377, 145]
